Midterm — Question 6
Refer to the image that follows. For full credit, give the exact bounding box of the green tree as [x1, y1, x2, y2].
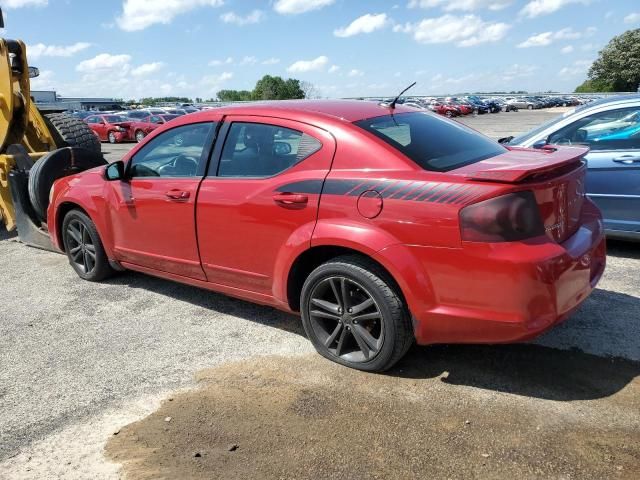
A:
[217, 89, 253, 101]
[252, 75, 305, 100]
[580, 29, 640, 92]
[574, 78, 615, 93]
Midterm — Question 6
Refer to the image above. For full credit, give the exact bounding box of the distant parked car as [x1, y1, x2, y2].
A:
[84, 114, 132, 143]
[129, 114, 182, 142]
[429, 101, 461, 117]
[162, 108, 188, 116]
[507, 98, 539, 110]
[123, 110, 153, 120]
[502, 94, 640, 241]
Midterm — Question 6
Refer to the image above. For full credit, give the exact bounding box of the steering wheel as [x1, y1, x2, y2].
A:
[158, 154, 199, 176]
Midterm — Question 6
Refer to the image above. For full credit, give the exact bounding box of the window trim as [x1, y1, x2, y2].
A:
[126, 121, 219, 179]
[207, 120, 323, 179]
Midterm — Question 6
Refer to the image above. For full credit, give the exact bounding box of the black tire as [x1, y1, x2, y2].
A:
[44, 113, 101, 154]
[301, 255, 414, 372]
[108, 132, 117, 144]
[28, 148, 108, 222]
[135, 130, 145, 143]
[528, 105, 533, 110]
[62, 209, 114, 281]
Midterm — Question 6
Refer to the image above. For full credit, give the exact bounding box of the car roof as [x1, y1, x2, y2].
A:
[572, 94, 640, 113]
[184, 99, 415, 124]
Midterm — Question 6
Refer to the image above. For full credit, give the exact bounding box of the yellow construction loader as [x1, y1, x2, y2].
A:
[0, 8, 104, 249]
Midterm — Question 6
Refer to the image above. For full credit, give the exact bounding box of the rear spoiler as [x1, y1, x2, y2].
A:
[463, 145, 589, 183]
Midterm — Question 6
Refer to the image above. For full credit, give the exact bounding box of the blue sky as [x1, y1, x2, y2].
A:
[2, 0, 639, 99]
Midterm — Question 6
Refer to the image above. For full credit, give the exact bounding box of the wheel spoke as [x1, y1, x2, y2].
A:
[68, 225, 82, 244]
[83, 251, 90, 273]
[310, 298, 340, 314]
[350, 326, 371, 359]
[81, 224, 89, 244]
[324, 323, 343, 347]
[351, 297, 374, 315]
[71, 249, 83, 261]
[85, 248, 96, 260]
[69, 245, 82, 255]
[310, 309, 341, 321]
[329, 278, 342, 309]
[340, 278, 350, 310]
[352, 311, 381, 322]
[85, 244, 96, 253]
[353, 324, 380, 351]
[335, 327, 348, 356]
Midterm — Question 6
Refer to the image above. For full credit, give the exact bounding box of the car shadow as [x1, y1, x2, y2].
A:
[606, 238, 640, 259]
[105, 271, 638, 402]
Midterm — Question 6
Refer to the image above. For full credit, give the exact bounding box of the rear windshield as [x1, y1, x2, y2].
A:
[354, 112, 506, 172]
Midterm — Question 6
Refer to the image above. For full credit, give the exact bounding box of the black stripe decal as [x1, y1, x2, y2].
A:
[276, 179, 323, 194]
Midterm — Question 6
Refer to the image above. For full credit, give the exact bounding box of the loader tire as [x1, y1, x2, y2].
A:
[44, 113, 101, 154]
[28, 148, 107, 222]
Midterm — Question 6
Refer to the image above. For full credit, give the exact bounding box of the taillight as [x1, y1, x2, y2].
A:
[460, 191, 545, 242]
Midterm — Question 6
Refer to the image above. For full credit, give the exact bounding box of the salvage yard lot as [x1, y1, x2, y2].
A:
[1, 109, 639, 479]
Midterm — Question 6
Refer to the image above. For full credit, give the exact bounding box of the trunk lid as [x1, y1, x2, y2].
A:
[454, 145, 588, 243]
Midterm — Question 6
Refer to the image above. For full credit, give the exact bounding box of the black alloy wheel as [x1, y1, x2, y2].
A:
[62, 210, 114, 281]
[108, 132, 117, 143]
[135, 130, 145, 142]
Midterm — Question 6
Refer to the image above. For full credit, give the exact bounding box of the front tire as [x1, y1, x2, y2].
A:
[108, 132, 117, 144]
[62, 210, 114, 282]
[301, 256, 414, 372]
[135, 130, 145, 143]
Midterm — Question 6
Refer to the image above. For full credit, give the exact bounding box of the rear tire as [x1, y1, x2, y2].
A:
[44, 113, 101, 154]
[62, 209, 114, 282]
[301, 255, 414, 372]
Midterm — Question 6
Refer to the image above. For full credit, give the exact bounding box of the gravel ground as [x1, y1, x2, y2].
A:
[0, 110, 638, 479]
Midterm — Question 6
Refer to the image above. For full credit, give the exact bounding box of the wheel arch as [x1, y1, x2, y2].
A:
[285, 244, 409, 313]
[55, 201, 91, 252]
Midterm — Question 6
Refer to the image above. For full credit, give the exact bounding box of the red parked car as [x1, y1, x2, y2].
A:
[84, 114, 132, 143]
[129, 114, 181, 143]
[429, 101, 461, 118]
[47, 101, 605, 371]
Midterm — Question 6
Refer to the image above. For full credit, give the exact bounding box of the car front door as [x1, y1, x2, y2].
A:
[547, 106, 640, 235]
[196, 116, 336, 297]
[108, 120, 219, 279]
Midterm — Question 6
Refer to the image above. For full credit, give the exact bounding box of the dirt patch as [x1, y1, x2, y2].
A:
[106, 345, 640, 480]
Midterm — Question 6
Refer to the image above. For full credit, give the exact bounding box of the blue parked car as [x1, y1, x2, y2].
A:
[502, 95, 640, 241]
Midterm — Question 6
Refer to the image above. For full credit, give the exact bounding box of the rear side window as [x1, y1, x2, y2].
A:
[217, 122, 322, 177]
[354, 112, 506, 172]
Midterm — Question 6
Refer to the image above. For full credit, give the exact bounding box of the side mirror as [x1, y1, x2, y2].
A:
[105, 161, 125, 181]
[28, 66, 39, 78]
[532, 139, 547, 149]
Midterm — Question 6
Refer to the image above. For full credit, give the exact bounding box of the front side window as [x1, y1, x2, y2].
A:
[217, 122, 322, 177]
[129, 122, 215, 178]
[354, 112, 506, 172]
[548, 107, 640, 151]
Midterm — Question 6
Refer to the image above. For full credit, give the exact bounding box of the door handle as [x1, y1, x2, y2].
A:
[273, 192, 308, 205]
[165, 190, 190, 200]
[613, 155, 640, 164]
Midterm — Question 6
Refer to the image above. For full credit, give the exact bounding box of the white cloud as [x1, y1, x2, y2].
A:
[117, 0, 224, 31]
[395, 14, 510, 47]
[501, 63, 538, 81]
[220, 10, 264, 26]
[1, 0, 47, 8]
[334, 13, 388, 38]
[347, 69, 364, 77]
[209, 57, 233, 66]
[76, 53, 131, 72]
[28, 42, 90, 59]
[287, 55, 329, 73]
[408, 0, 511, 11]
[262, 57, 280, 65]
[200, 71, 233, 92]
[29, 69, 54, 89]
[561, 45, 574, 54]
[131, 62, 165, 76]
[624, 12, 640, 24]
[274, 0, 334, 15]
[238, 55, 257, 66]
[559, 59, 592, 78]
[328, 65, 340, 73]
[520, 0, 587, 19]
[517, 27, 588, 48]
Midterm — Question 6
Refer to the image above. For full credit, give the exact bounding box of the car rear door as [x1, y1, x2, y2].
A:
[547, 106, 640, 235]
[196, 116, 336, 296]
[108, 119, 219, 279]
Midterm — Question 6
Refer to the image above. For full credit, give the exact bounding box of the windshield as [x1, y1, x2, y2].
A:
[105, 115, 127, 123]
[160, 114, 180, 121]
[354, 112, 506, 172]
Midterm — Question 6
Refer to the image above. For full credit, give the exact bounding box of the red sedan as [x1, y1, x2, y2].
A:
[47, 100, 605, 371]
[84, 114, 132, 143]
[429, 102, 460, 117]
[129, 114, 181, 143]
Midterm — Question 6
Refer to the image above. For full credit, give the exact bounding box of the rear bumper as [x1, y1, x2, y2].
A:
[410, 199, 606, 344]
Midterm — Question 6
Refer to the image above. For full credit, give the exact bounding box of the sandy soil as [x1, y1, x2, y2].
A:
[106, 347, 640, 480]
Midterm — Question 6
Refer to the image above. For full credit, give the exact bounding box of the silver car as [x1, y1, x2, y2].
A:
[505, 95, 640, 241]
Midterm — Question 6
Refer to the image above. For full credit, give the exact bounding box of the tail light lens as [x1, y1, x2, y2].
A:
[460, 191, 545, 242]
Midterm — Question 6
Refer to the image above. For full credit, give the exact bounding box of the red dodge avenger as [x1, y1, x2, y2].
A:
[48, 100, 605, 371]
